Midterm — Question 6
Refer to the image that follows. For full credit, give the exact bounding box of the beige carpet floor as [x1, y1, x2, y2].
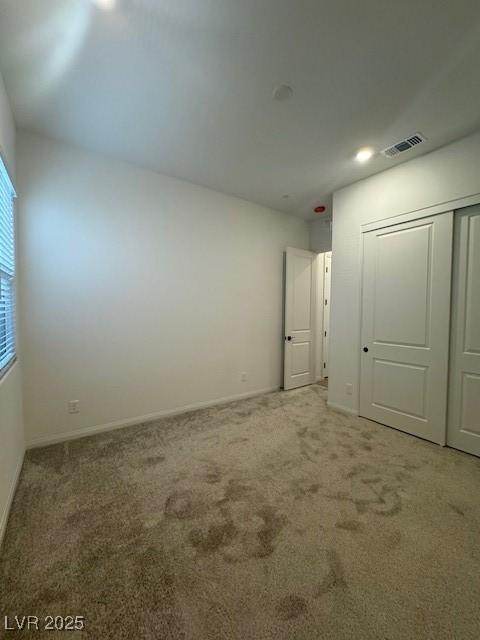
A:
[1, 385, 480, 639]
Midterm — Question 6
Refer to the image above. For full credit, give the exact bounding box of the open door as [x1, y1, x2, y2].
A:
[284, 247, 317, 390]
[359, 212, 453, 444]
[322, 251, 332, 378]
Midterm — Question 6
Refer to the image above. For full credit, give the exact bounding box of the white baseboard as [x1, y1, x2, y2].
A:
[0, 451, 24, 549]
[27, 386, 280, 450]
[327, 400, 359, 416]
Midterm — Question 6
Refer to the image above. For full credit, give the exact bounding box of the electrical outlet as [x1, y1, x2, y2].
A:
[240, 372, 247, 382]
[67, 400, 80, 414]
[345, 384, 353, 396]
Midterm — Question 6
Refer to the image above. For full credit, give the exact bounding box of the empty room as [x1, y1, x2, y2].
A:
[1, 1, 480, 638]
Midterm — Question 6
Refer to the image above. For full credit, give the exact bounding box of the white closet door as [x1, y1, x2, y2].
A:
[360, 212, 453, 444]
[447, 206, 480, 457]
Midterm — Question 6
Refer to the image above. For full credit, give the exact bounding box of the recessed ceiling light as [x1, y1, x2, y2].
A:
[355, 147, 374, 163]
[273, 85, 293, 102]
[93, 0, 116, 10]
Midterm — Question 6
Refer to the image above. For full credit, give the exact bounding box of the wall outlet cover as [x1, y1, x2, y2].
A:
[67, 400, 80, 414]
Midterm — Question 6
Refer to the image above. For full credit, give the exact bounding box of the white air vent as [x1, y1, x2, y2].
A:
[381, 132, 427, 158]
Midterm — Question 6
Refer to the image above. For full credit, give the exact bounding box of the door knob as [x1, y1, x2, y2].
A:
[363, 346, 369, 352]
[286, 336, 292, 341]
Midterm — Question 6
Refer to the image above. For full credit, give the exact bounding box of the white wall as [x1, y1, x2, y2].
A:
[330, 131, 480, 413]
[310, 216, 332, 253]
[17, 131, 309, 446]
[0, 72, 24, 545]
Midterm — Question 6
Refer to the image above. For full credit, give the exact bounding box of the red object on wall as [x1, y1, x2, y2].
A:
[314, 205, 326, 214]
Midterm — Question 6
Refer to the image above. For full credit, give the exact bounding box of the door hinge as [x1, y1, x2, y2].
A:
[323, 362, 326, 368]
[324, 331, 327, 337]
[324, 299, 328, 306]
[326, 266, 329, 273]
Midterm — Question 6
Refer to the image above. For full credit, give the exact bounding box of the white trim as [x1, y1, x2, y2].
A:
[0, 451, 24, 549]
[361, 192, 480, 233]
[27, 386, 280, 449]
[327, 400, 359, 416]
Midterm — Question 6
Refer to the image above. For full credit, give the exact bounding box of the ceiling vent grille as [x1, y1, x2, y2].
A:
[381, 132, 427, 158]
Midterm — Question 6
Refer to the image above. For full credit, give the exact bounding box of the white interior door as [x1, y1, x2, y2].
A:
[322, 252, 332, 377]
[447, 205, 480, 457]
[360, 212, 453, 444]
[315, 253, 325, 382]
[284, 247, 317, 390]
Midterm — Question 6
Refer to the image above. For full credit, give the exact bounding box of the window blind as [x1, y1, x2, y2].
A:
[0, 155, 16, 375]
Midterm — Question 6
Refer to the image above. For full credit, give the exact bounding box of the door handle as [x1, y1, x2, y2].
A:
[285, 336, 292, 341]
[363, 346, 369, 352]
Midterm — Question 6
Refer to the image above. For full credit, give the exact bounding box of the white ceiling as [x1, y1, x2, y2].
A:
[1, 0, 480, 219]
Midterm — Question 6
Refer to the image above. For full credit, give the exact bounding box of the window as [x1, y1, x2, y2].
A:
[0, 154, 16, 377]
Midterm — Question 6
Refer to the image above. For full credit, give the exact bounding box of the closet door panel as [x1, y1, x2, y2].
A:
[447, 206, 480, 456]
[360, 212, 453, 444]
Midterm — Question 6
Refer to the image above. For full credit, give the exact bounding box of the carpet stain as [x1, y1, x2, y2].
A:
[335, 519, 362, 532]
[164, 490, 199, 519]
[2, 383, 480, 640]
[143, 454, 166, 466]
[222, 479, 251, 502]
[204, 466, 222, 484]
[254, 506, 287, 558]
[315, 549, 346, 597]
[228, 437, 249, 445]
[373, 486, 402, 516]
[385, 530, 402, 548]
[290, 478, 321, 500]
[449, 503, 465, 516]
[361, 432, 374, 440]
[276, 594, 308, 620]
[189, 521, 237, 553]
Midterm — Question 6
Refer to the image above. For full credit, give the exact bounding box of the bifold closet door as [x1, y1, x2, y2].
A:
[447, 206, 480, 457]
[360, 212, 453, 444]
